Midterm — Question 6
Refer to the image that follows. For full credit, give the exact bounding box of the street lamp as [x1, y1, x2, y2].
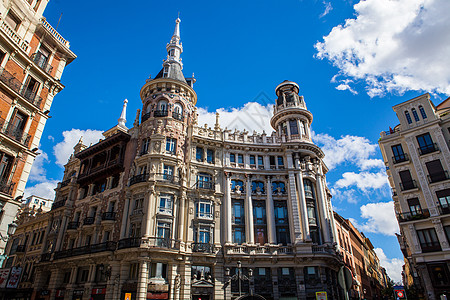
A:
[225, 261, 253, 297]
[0, 221, 18, 242]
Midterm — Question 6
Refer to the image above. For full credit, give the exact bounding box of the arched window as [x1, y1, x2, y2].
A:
[405, 111, 412, 124]
[419, 105, 427, 119]
[231, 180, 244, 193]
[272, 181, 286, 194]
[158, 100, 168, 111]
[252, 181, 265, 194]
[173, 103, 183, 121]
[412, 108, 419, 122]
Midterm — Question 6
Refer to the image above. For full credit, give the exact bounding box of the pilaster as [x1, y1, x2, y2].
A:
[245, 175, 255, 244]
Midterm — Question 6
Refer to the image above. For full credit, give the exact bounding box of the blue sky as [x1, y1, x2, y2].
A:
[25, 0, 450, 282]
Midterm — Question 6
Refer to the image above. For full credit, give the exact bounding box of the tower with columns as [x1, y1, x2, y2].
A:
[26, 18, 343, 300]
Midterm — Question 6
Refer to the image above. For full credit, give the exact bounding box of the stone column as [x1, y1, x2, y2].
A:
[225, 173, 232, 243]
[55, 215, 67, 251]
[294, 155, 310, 241]
[120, 197, 131, 239]
[245, 176, 255, 244]
[315, 167, 331, 244]
[214, 265, 225, 300]
[171, 196, 178, 240]
[271, 267, 280, 300]
[179, 260, 191, 299]
[48, 267, 63, 300]
[168, 263, 178, 300]
[266, 176, 276, 244]
[107, 262, 121, 300]
[136, 259, 149, 300]
[177, 191, 186, 241]
[147, 191, 157, 237]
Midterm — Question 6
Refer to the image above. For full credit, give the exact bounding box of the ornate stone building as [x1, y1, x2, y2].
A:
[0, 0, 76, 259]
[379, 94, 450, 299]
[30, 18, 342, 300]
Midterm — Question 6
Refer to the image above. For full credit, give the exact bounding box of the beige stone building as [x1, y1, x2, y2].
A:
[26, 18, 343, 300]
[379, 94, 450, 299]
[0, 0, 76, 259]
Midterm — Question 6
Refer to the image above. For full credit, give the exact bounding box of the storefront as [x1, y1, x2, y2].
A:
[91, 287, 106, 300]
[72, 290, 83, 300]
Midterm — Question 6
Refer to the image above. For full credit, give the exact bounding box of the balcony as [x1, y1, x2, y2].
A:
[427, 171, 449, 183]
[418, 143, 439, 155]
[155, 173, 179, 184]
[438, 205, 450, 215]
[0, 68, 42, 108]
[101, 212, 116, 221]
[67, 221, 80, 230]
[31, 52, 53, 75]
[0, 116, 32, 147]
[0, 180, 15, 195]
[129, 173, 149, 186]
[172, 112, 183, 121]
[141, 112, 151, 122]
[146, 237, 180, 249]
[51, 199, 66, 210]
[117, 237, 142, 249]
[196, 181, 214, 190]
[0, 15, 29, 51]
[154, 110, 168, 117]
[157, 207, 173, 216]
[225, 244, 294, 255]
[196, 212, 213, 220]
[393, 153, 409, 164]
[397, 209, 430, 222]
[83, 217, 95, 225]
[420, 241, 442, 253]
[400, 180, 418, 191]
[192, 243, 215, 253]
[40, 18, 70, 47]
[53, 241, 117, 260]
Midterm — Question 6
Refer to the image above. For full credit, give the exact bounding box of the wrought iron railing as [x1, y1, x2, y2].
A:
[172, 112, 183, 121]
[192, 243, 214, 253]
[83, 217, 95, 225]
[141, 112, 151, 122]
[0, 67, 42, 107]
[418, 143, 439, 155]
[60, 179, 71, 188]
[397, 209, 430, 222]
[0, 180, 15, 195]
[0, 116, 32, 147]
[196, 181, 214, 190]
[156, 173, 179, 184]
[154, 110, 168, 117]
[67, 221, 80, 230]
[118, 237, 142, 249]
[129, 173, 149, 186]
[427, 171, 449, 183]
[393, 153, 409, 164]
[53, 241, 116, 260]
[31, 52, 53, 75]
[399, 180, 418, 191]
[51, 199, 66, 210]
[101, 212, 116, 221]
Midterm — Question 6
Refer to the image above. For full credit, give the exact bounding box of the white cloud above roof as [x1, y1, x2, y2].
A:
[315, 0, 450, 97]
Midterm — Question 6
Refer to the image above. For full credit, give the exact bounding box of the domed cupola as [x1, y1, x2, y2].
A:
[270, 80, 313, 142]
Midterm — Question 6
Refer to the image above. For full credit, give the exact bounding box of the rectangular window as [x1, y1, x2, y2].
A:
[249, 155, 256, 165]
[158, 194, 173, 215]
[0, 152, 14, 182]
[417, 133, 437, 155]
[269, 156, 276, 168]
[196, 147, 204, 161]
[141, 138, 150, 155]
[253, 201, 266, 225]
[233, 227, 245, 244]
[230, 153, 235, 163]
[417, 228, 441, 253]
[426, 159, 447, 183]
[399, 170, 416, 190]
[5, 11, 21, 30]
[206, 149, 214, 163]
[197, 173, 212, 189]
[289, 120, 299, 135]
[232, 200, 244, 224]
[238, 154, 244, 164]
[163, 164, 174, 180]
[129, 263, 139, 280]
[197, 201, 212, 219]
[157, 222, 171, 239]
[22, 76, 40, 102]
[198, 227, 211, 243]
[149, 263, 167, 280]
[258, 156, 264, 168]
[165, 138, 176, 154]
[35, 45, 50, 69]
[277, 156, 284, 168]
[274, 201, 288, 224]
[436, 189, 450, 213]
[391, 144, 407, 163]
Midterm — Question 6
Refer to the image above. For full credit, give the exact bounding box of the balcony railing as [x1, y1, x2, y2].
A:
[0, 116, 32, 147]
[154, 110, 168, 117]
[40, 18, 70, 47]
[0, 180, 15, 195]
[400, 180, 418, 191]
[101, 212, 116, 221]
[53, 241, 117, 260]
[418, 143, 439, 155]
[156, 173, 179, 184]
[51, 199, 66, 210]
[129, 173, 149, 186]
[438, 205, 450, 215]
[141, 112, 151, 122]
[0, 16, 29, 51]
[393, 153, 409, 164]
[31, 52, 53, 75]
[67, 221, 80, 230]
[196, 212, 213, 220]
[172, 112, 183, 121]
[83, 217, 95, 225]
[0, 67, 43, 108]
[118, 237, 142, 249]
[397, 209, 430, 222]
[192, 243, 215, 253]
[420, 241, 442, 253]
[196, 181, 214, 190]
[146, 237, 180, 249]
[427, 171, 449, 183]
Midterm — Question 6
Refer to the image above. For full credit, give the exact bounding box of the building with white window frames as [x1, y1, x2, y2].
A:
[27, 18, 343, 300]
[379, 94, 450, 300]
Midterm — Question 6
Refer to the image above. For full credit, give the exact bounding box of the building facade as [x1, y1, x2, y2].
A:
[0, 0, 76, 258]
[27, 19, 342, 300]
[22, 195, 53, 213]
[334, 212, 387, 300]
[379, 94, 450, 299]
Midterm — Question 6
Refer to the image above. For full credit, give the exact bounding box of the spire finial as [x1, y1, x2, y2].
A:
[118, 99, 128, 129]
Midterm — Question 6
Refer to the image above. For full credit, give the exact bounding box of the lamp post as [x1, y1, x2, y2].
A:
[0, 221, 18, 265]
[225, 261, 253, 297]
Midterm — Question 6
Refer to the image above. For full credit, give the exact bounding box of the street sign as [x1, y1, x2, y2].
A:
[338, 266, 353, 291]
[316, 291, 327, 300]
[124, 293, 132, 300]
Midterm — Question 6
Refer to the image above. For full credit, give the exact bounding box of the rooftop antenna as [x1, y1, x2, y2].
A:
[56, 13, 63, 30]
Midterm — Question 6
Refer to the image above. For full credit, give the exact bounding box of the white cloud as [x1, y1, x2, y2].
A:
[350, 201, 399, 236]
[320, 1, 333, 18]
[335, 171, 389, 191]
[315, 0, 450, 97]
[197, 102, 274, 133]
[336, 83, 357, 95]
[313, 133, 382, 170]
[331, 188, 358, 204]
[24, 180, 59, 200]
[28, 151, 49, 183]
[375, 248, 404, 284]
[53, 129, 104, 166]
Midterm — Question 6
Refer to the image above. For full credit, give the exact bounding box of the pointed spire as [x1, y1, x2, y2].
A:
[172, 17, 181, 43]
[118, 99, 128, 129]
